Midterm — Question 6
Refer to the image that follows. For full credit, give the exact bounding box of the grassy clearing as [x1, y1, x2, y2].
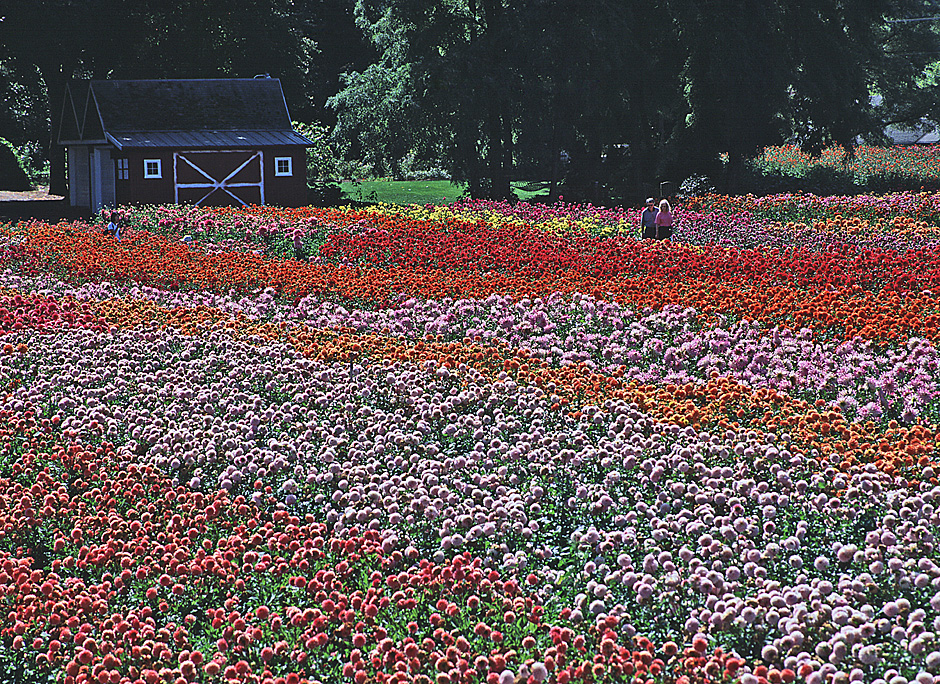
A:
[338, 180, 551, 205]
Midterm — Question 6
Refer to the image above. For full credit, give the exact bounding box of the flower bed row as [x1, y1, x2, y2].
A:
[1, 267, 937, 429]
[684, 190, 940, 229]
[756, 145, 940, 185]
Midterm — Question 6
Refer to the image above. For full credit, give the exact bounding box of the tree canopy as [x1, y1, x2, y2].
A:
[2, 0, 940, 199]
[331, 0, 940, 198]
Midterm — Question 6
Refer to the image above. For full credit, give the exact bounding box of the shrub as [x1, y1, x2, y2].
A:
[13, 140, 49, 185]
[0, 137, 31, 191]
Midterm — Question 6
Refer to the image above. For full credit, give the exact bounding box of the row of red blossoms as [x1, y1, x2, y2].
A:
[318, 215, 940, 293]
[3, 222, 940, 343]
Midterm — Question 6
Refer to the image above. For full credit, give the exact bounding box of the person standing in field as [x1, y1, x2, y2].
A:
[292, 230, 307, 261]
[640, 198, 659, 239]
[103, 210, 122, 242]
[654, 199, 673, 240]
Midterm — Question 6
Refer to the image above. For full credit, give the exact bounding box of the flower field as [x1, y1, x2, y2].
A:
[0, 193, 939, 684]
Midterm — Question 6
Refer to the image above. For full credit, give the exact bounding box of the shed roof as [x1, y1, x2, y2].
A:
[59, 78, 313, 149]
[885, 123, 940, 145]
[105, 130, 312, 150]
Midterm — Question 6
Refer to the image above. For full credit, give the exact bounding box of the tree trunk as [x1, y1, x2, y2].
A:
[479, 0, 510, 200]
[548, 113, 560, 202]
[501, 106, 513, 199]
[456, 119, 483, 198]
[486, 105, 508, 199]
[39, 61, 69, 197]
[464, 0, 481, 198]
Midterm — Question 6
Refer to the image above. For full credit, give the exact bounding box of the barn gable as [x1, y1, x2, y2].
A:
[58, 82, 84, 144]
[58, 80, 106, 145]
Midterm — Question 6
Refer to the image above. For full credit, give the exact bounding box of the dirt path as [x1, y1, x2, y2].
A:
[0, 187, 90, 222]
[0, 186, 65, 201]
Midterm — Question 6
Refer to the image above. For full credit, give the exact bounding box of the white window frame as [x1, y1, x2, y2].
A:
[143, 159, 162, 179]
[274, 156, 293, 177]
[116, 158, 129, 181]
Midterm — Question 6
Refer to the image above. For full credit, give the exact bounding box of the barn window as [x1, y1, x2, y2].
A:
[144, 159, 162, 179]
[116, 158, 129, 180]
[274, 157, 293, 176]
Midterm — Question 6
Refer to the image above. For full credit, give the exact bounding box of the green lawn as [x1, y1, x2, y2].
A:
[338, 180, 550, 205]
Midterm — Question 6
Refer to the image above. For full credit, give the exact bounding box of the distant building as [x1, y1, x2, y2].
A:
[869, 94, 940, 145]
[58, 78, 313, 210]
[883, 122, 940, 145]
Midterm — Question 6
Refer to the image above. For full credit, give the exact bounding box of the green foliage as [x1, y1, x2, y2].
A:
[714, 144, 940, 195]
[307, 180, 345, 207]
[397, 149, 450, 181]
[0, 641, 57, 684]
[5, 0, 940, 200]
[329, 0, 940, 198]
[677, 175, 716, 198]
[329, 1, 483, 193]
[333, 0, 940, 199]
[115, 0, 319, 117]
[0, 0, 321, 194]
[663, 0, 940, 190]
[291, 121, 374, 182]
[0, 59, 50, 191]
[293, 121, 341, 181]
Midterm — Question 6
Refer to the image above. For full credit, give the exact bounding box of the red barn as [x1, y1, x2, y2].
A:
[58, 78, 313, 210]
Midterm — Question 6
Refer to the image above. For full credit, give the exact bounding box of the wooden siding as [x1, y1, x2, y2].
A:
[263, 147, 307, 207]
[118, 150, 174, 205]
[93, 146, 308, 208]
[114, 154, 131, 205]
[94, 148, 116, 210]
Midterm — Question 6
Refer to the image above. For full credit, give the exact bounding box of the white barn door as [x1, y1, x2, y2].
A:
[173, 150, 265, 206]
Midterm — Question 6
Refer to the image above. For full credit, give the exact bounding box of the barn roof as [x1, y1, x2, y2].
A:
[59, 78, 313, 149]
